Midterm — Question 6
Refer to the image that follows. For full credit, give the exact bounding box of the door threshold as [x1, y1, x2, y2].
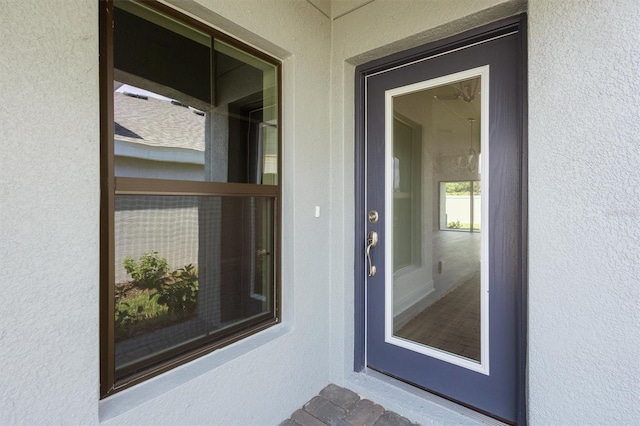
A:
[344, 369, 510, 426]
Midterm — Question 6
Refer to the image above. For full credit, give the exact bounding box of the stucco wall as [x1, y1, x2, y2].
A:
[528, 0, 640, 423]
[2, 0, 639, 424]
[0, 1, 100, 423]
[0, 0, 332, 424]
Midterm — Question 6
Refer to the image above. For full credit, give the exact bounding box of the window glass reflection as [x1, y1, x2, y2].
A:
[113, 4, 278, 184]
[114, 195, 274, 376]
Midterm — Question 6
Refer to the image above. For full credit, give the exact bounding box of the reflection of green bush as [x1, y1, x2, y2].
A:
[448, 220, 462, 229]
[116, 253, 198, 341]
[445, 181, 481, 195]
[155, 264, 198, 316]
[123, 252, 168, 290]
[115, 289, 169, 339]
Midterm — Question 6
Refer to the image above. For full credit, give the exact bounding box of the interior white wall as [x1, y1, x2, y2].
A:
[391, 97, 435, 326]
[527, 0, 640, 423]
[0, 0, 332, 424]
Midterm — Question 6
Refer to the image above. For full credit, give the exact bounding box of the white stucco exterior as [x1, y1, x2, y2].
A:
[0, 0, 638, 425]
[527, 1, 640, 423]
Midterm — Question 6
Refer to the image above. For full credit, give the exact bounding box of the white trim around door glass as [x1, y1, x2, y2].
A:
[384, 66, 490, 375]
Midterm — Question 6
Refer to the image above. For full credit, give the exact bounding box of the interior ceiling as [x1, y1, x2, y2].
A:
[395, 80, 482, 143]
[307, 0, 373, 19]
[431, 81, 481, 136]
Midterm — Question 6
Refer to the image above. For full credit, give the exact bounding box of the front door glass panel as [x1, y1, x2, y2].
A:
[386, 69, 489, 373]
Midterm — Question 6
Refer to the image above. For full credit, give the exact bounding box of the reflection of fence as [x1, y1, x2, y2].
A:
[445, 195, 481, 226]
[114, 196, 200, 283]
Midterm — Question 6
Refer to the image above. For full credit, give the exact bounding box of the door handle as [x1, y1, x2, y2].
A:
[366, 230, 379, 277]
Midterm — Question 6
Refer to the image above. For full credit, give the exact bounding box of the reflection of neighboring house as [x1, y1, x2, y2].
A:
[114, 90, 206, 181]
[113, 91, 206, 282]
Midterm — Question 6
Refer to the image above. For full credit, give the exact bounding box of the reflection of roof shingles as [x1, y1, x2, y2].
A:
[114, 92, 205, 152]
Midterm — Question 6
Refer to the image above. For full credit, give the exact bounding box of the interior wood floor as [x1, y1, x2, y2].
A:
[396, 271, 480, 361]
[395, 230, 481, 361]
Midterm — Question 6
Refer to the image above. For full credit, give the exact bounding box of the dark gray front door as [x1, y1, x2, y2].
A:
[361, 20, 526, 423]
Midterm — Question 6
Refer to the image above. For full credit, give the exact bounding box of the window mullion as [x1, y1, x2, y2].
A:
[115, 177, 278, 197]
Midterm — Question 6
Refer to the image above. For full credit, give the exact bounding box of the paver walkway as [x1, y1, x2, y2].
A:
[280, 384, 419, 426]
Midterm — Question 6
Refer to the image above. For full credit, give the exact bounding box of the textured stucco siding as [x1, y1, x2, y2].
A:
[0, 0, 332, 424]
[1, 0, 639, 424]
[0, 1, 100, 424]
[528, 0, 640, 423]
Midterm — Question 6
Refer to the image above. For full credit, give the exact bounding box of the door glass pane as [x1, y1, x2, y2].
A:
[391, 76, 483, 362]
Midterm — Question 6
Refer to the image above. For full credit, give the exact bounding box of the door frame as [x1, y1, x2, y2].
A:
[353, 14, 528, 424]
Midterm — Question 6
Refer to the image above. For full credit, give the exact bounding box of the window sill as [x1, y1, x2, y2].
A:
[99, 323, 291, 422]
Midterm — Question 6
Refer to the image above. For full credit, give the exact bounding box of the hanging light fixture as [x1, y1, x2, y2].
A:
[457, 79, 480, 102]
[434, 77, 480, 103]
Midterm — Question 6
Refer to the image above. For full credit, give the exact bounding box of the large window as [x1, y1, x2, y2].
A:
[100, 0, 281, 397]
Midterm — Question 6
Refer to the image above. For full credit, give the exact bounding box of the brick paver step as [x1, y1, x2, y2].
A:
[280, 384, 419, 426]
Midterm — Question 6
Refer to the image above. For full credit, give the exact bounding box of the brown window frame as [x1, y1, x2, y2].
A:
[99, 0, 282, 398]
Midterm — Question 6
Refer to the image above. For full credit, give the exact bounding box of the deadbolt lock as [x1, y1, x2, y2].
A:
[368, 210, 379, 224]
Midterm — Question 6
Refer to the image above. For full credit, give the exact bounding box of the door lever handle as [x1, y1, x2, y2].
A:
[366, 230, 379, 277]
